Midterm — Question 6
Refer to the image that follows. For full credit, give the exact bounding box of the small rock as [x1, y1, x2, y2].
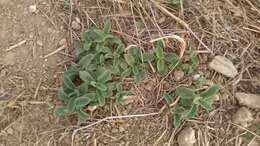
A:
[59, 38, 67, 46]
[193, 74, 201, 81]
[36, 40, 43, 46]
[71, 21, 81, 30]
[29, 5, 37, 13]
[213, 94, 220, 101]
[177, 127, 196, 146]
[232, 107, 253, 127]
[209, 56, 238, 78]
[173, 70, 185, 81]
[119, 127, 125, 132]
[236, 92, 260, 109]
[6, 127, 14, 135]
[121, 95, 138, 105]
[87, 105, 98, 112]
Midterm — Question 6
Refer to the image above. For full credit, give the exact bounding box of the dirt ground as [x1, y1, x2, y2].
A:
[0, 0, 260, 146]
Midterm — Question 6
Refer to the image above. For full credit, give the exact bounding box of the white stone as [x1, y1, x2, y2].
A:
[177, 127, 196, 146]
[71, 21, 81, 30]
[29, 5, 37, 13]
[232, 107, 253, 127]
[173, 70, 185, 81]
[209, 56, 238, 78]
[236, 92, 260, 109]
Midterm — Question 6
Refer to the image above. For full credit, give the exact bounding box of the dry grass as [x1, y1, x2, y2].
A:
[1, 0, 260, 145]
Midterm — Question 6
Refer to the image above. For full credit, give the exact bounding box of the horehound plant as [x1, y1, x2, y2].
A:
[56, 20, 219, 126]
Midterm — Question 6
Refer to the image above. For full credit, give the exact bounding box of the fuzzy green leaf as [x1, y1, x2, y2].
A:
[175, 87, 195, 99]
[67, 98, 76, 112]
[165, 53, 179, 64]
[186, 104, 198, 118]
[58, 88, 69, 101]
[124, 54, 136, 67]
[93, 29, 105, 42]
[75, 96, 91, 109]
[79, 71, 94, 83]
[83, 42, 92, 51]
[121, 67, 132, 76]
[155, 42, 165, 60]
[164, 94, 174, 105]
[97, 69, 112, 83]
[198, 99, 212, 111]
[103, 20, 111, 34]
[56, 106, 69, 116]
[78, 82, 89, 95]
[143, 52, 155, 62]
[132, 65, 140, 75]
[129, 47, 141, 59]
[157, 60, 166, 74]
[77, 109, 89, 125]
[90, 81, 107, 91]
[200, 85, 220, 98]
[96, 90, 105, 106]
[79, 54, 95, 69]
[173, 114, 182, 128]
[63, 75, 76, 91]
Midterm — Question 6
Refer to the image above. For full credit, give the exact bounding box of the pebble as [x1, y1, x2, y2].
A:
[177, 127, 196, 146]
[193, 74, 201, 81]
[232, 107, 253, 127]
[71, 21, 81, 30]
[29, 5, 37, 13]
[173, 70, 185, 81]
[209, 56, 238, 78]
[59, 38, 67, 46]
[36, 40, 43, 46]
[121, 95, 138, 105]
[236, 92, 260, 109]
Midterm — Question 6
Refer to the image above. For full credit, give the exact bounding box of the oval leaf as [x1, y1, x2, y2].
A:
[58, 88, 69, 101]
[124, 54, 136, 67]
[143, 52, 155, 62]
[164, 93, 174, 105]
[56, 106, 69, 116]
[186, 104, 198, 118]
[75, 96, 91, 108]
[97, 69, 112, 83]
[200, 85, 220, 98]
[96, 90, 105, 106]
[90, 81, 107, 91]
[103, 19, 111, 34]
[79, 54, 95, 69]
[63, 75, 76, 91]
[198, 99, 212, 111]
[121, 68, 132, 76]
[173, 114, 182, 128]
[79, 71, 94, 83]
[77, 109, 89, 125]
[157, 60, 166, 74]
[155, 42, 165, 60]
[175, 87, 195, 99]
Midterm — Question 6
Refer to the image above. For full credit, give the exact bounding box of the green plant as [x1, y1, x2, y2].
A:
[56, 20, 202, 125]
[178, 47, 199, 74]
[123, 47, 147, 81]
[56, 20, 131, 124]
[143, 41, 179, 75]
[164, 84, 220, 127]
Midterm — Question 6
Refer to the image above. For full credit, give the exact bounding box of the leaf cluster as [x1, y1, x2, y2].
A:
[56, 20, 130, 124]
[164, 84, 220, 127]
